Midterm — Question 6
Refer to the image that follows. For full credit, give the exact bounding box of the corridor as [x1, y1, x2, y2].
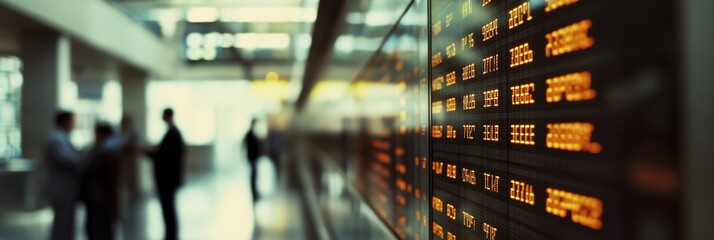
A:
[0, 154, 306, 240]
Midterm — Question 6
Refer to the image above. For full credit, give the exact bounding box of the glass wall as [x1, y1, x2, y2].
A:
[0, 56, 23, 160]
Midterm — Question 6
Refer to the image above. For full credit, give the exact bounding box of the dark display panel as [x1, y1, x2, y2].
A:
[348, 1, 430, 239]
[429, 0, 679, 240]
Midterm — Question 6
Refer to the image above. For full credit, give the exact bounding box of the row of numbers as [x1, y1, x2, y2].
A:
[432, 78, 595, 107]
[433, 17, 594, 69]
[432, 194, 500, 240]
[433, 172, 603, 231]
[432, 123, 602, 153]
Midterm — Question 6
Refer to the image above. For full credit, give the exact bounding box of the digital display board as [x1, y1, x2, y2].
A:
[348, 1, 430, 239]
[337, 0, 682, 239]
[429, 0, 679, 240]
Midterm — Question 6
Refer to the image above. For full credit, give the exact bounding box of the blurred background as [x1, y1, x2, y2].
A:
[0, 0, 711, 239]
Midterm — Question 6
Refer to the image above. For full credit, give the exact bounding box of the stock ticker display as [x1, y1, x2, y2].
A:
[430, 0, 678, 240]
[349, 0, 679, 239]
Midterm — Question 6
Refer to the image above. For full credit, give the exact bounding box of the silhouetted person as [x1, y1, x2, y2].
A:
[81, 122, 117, 240]
[146, 108, 185, 240]
[44, 111, 82, 240]
[245, 119, 263, 202]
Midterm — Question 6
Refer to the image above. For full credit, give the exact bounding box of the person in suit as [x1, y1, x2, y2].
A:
[146, 108, 185, 240]
[44, 111, 83, 240]
[245, 119, 261, 202]
[81, 122, 118, 240]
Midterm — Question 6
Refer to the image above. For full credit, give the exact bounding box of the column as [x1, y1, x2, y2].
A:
[20, 32, 72, 161]
[119, 66, 148, 197]
[20, 32, 73, 209]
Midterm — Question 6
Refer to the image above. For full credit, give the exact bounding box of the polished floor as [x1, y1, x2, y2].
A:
[0, 155, 305, 240]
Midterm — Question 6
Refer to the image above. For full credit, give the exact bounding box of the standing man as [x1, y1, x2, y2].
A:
[81, 122, 118, 240]
[146, 108, 185, 240]
[44, 111, 83, 240]
[245, 118, 262, 202]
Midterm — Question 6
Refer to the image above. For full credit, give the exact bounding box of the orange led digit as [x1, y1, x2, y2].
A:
[463, 211, 476, 230]
[446, 203, 457, 219]
[447, 232, 457, 240]
[483, 124, 499, 141]
[432, 52, 443, 67]
[510, 180, 535, 205]
[432, 125, 443, 138]
[509, 2, 533, 29]
[433, 21, 442, 36]
[446, 98, 456, 112]
[432, 196, 444, 212]
[396, 178, 407, 192]
[483, 54, 499, 74]
[545, 0, 579, 13]
[461, 33, 475, 50]
[446, 71, 457, 86]
[509, 43, 534, 67]
[432, 76, 444, 91]
[483, 223, 497, 240]
[446, 43, 457, 58]
[510, 124, 535, 145]
[510, 83, 535, 105]
[433, 221, 444, 239]
[482, 19, 498, 41]
[462, 63, 476, 81]
[463, 93, 476, 110]
[432, 161, 444, 175]
[462, 0, 473, 18]
[545, 20, 594, 57]
[464, 124, 476, 139]
[546, 72, 596, 102]
[483, 89, 499, 107]
[446, 125, 457, 139]
[446, 164, 458, 179]
[546, 188, 603, 230]
[483, 172, 500, 192]
[546, 122, 602, 153]
[462, 167, 476, 185]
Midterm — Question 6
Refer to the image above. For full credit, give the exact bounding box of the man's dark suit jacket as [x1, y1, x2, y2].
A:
[149, 125, 185, 188]
[246, 128, 261, 165]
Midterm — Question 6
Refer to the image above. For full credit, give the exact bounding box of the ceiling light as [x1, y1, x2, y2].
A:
[219, 7, 316, 23]
[187, 7, 219, 23]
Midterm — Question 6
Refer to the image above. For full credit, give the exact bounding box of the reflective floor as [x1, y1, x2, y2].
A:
[0, 155, 305, 240]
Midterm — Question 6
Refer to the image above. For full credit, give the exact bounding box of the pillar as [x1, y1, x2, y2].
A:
[119, 66, 148, 197]
[20, 32, 73, 209]
[120, 66, 148, 141]
[21, 32, 73, 161]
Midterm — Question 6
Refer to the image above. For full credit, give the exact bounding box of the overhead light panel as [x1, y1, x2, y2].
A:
[219, 7, 317, 22]
[187, 7, 219, 23]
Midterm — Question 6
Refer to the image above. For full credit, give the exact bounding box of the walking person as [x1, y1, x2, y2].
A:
[145, 108, 185, 240]
[245, 118, 263, 202]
